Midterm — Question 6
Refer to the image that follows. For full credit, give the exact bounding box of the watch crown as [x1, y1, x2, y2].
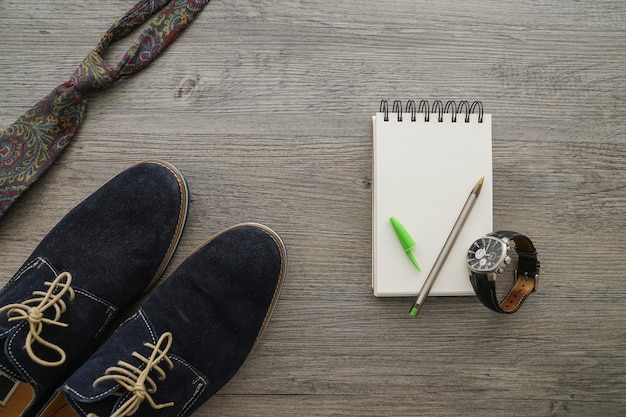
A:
[496, 268, 504, 274]
[504, 256, 511, 265]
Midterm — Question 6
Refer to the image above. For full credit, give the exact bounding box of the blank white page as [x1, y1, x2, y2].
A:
[372, 111, 492, 297]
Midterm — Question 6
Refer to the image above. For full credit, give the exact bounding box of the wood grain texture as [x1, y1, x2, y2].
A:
[1, 0, 625, 415]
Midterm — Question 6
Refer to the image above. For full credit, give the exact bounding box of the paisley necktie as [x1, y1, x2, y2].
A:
[0, 0, 209, 217]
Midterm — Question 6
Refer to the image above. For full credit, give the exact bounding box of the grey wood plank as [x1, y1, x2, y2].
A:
[1, 0, 625, 415]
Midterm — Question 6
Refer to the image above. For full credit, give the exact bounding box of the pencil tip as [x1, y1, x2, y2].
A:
[473, 177, 484, 196]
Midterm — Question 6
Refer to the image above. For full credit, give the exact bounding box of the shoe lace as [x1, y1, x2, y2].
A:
[0, 271, 75, 366]
[89, 332, 175, 417]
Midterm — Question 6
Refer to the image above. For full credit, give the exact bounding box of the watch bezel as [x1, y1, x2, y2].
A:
[466, 236, 508, 274]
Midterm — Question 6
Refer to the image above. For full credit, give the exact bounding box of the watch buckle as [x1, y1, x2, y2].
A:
[514, 270, 538, 293]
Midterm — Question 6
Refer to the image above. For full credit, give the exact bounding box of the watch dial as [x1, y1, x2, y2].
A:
[467, 236, 506, 272]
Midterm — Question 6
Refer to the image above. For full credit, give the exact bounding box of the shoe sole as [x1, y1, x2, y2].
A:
[240, 223, 287, 360]
[139, 160, 190, 292]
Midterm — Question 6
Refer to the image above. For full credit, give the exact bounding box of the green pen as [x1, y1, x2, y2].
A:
[390, 216, 421, 272]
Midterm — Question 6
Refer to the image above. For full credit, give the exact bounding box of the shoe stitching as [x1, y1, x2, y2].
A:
[67, 396, 90, 417]
[0, 269, 35, 340]
[86, 305, 117, 354]
[1, 258, 44, 295]
[116, 310, 141, 330]
[89, 332, 175, 417]
[173, 360, 207, 417]
[0, 272, 75, 367]
[0, 364, 20, 381]
[73, 288, 115, 308]
[72, 289, 118, 350]
[63, 378, 118, 402]
[6, 321, 38, 390]
[137, 308, 158, 345]
[0, 257, 57, 302]
[0, 258, 57, 341]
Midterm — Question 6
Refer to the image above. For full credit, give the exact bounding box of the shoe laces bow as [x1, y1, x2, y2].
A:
[88, 332, 175, 417]
[0, 271, 75, 366]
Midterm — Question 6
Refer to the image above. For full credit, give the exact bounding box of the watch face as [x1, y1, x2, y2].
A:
[467, 236, 507, 273]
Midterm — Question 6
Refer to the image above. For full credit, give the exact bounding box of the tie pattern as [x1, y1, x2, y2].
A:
[0, 0, 208, 216]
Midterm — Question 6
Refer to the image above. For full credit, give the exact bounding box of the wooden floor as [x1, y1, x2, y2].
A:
[1, 0, 625, 415]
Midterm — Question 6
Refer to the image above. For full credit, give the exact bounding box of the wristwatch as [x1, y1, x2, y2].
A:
[467, 231, 540, 313]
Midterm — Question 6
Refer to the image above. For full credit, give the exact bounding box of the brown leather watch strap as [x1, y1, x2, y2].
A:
[499, 274, 537, 313]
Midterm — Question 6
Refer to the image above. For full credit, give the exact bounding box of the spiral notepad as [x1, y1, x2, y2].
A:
[372, 100, 493, 297]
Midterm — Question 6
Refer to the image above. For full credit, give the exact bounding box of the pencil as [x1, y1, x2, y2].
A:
[409, 177, 484, 317]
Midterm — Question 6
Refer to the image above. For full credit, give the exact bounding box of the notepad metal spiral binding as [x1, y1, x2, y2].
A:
[372, 99, 492, 297]
[380, 99, 484, 123]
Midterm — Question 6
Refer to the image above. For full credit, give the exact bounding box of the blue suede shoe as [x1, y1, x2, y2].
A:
[0, 161, 189, 417]
[37, 223, 286, 417]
